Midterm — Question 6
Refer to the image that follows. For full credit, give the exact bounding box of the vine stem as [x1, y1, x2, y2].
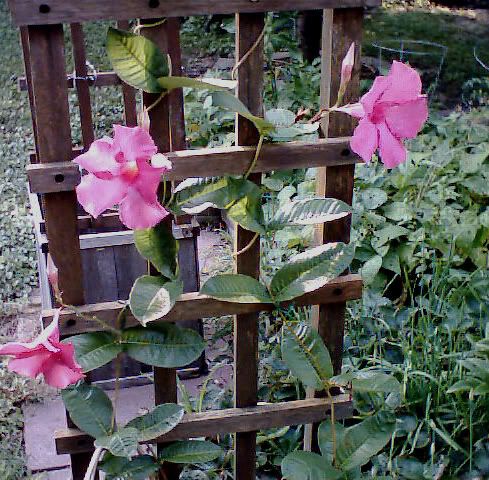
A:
[244, 134, 265, 179]
[133, 18, 167, 34]
[58, 302, 122, 336]
[146, 92, 167, 113]
[234, 232, 260, 258]
[231, 24, 266, 81]
[83, 447, 104, 480]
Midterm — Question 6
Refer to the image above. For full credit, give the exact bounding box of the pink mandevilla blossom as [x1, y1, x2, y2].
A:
[337, 61, 428, 168]
[0, 310, 84, 389]
[74, 125, 172, 230]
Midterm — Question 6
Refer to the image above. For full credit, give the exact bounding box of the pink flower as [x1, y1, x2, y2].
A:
[337, 61, 428, 168]
[0, 310, 84, 389]
[74, 125, 172, 230]
[46, 253, 60, 297]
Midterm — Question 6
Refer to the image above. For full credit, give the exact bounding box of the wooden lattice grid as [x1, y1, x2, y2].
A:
[8, 1, 380, 478]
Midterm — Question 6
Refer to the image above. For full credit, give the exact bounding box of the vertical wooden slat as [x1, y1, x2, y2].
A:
[27, 24, 89, 480]
[234, 12, 264, 480]
[140, 19, 179, 480]
[317, 8, 363, 374]
[70, 23, 95, 147]
[117, 20, 138, 127]
[20, 26, 40, 160]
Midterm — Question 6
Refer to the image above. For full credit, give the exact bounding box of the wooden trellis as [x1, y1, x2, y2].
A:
[8, 0, 380, 478]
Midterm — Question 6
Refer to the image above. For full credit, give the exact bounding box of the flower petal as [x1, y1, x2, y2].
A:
[113, 125, 157, 163]
[42, 357, 85, 389]
[133, 159, 166, 204]
[360, 76, 390, 114]
[381, 61, 423, 103]
[76, 174, 128, 218]
[377, 122, 407, 168]
[119, 187, 169, 230]
[73, 138, 119, 175]
[334, 102, 365, 119]
[340, 42, 355, 89]
[0, 313, 60, 355]
[7, 350, 52, 379]
[384, 96, 428, 139]
[350, 118, 379, 164]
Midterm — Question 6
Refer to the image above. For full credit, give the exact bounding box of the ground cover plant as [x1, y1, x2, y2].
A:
[0, 1, 489, 478]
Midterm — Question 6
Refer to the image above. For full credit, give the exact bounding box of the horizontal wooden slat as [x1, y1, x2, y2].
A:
[55, 394, 352, 454]
[27, 162, 80, 193]
[10, 0, 382, 26]
[27, 138, 359, 193]
[45, 274, 362, 335]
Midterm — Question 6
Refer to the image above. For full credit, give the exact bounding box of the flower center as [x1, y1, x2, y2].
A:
[120, 161, 139, 182]
[370, 103, 387, 124]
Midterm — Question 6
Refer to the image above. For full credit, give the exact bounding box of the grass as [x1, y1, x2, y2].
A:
[364, 6, 489, 105]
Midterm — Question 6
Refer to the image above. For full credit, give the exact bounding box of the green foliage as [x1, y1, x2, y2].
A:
[121, 324, 205, 368]
[159, 440, 222, 464]
[270, 242, 355, 302]
[281, 451, 343, 480]
[100, 454, 159, 480]
[281, 321, 333, 390]
[95, 427, 139, 457]
[68, 332, 123, 372]
[134, 223, 178, 280]
[201, 274, 272, 303]
[62, 383, 114, 438]
[129, 275, 183, 326]
[126, 403, 184, 442]
[107, 27, 169, 93]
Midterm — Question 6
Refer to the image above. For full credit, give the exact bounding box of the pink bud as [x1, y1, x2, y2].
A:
[138, 107, 151, 132]
[46, 254, 60, 296]
[340, 42, 355, 91]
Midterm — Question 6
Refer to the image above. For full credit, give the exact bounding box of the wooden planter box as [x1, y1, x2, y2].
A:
[29, 189, 206, 385]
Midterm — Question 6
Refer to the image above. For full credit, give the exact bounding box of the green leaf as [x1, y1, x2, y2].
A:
[126, 403, 184, 442]
[335, 410, 396, 470]
[318, 421, 346, 462]
[352, 371, 401, 394]
[358, 188, 388, 210]
[158, 76, 228, 92]
[100, 454, 159, 480]
[134, 224, 178, 280]
[129, 276, 183, 326]
[171, 177, 255, 215]
[201, 274, 271, 303]
[226, 185, 265, 234]
[159, 440, 222, 463]
[270, 242, 355, 303]
[371, 224, 409, 250]
[359, 255, 383, 286]
[281, 451, 343, 480]
[268, 198, 351, 230]
[281, 321, 333, 390]
[122, 324, 205, 368]
[265, 108, 296, 127]
[107, 27, 169, 93]
[95, 427, 139, 457]
[61, 383, 113, 438]
[210, 91, 274, 135]
[67, 332, 122, 373]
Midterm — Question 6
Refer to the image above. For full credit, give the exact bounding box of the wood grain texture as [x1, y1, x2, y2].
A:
[70, 23, 94, 147]
[318, 8, 363, 375]
[234, 13, 264, 480]
[49, 271, 362, 331]
[26, 138, 359, 194]
[140, 21, 179, 479]
[9, 0, 382, 26]
[27, 23, 89, 480]
[55, 395, 353, 454]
